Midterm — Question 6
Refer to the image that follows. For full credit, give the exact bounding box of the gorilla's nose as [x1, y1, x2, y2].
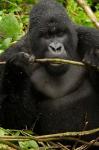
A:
[49, 42, 64, 54]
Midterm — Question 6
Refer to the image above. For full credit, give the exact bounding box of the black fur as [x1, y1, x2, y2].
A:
[0, 0, 99, 140]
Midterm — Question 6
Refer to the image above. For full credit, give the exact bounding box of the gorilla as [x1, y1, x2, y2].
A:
[0, 0, 99, 139]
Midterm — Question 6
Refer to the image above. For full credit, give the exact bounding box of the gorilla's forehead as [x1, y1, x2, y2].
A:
[39, 14, 67, 28]
[30, 11, 71, 31]
[31, 16, 70, 35]
[29, 0, 70, 26]
[30, 0, 66, 17]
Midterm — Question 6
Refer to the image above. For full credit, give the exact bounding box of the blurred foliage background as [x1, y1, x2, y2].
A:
[0, 0, 99, 53]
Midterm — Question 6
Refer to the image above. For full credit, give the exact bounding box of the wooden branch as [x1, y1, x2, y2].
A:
[0, 58, 98, 70]
[34, 128, 99, 141]
[0, 140, 20, 150]
[0, 128, 99, 142]
[35, 58, 85, 66]
[0, 58, 84, 67]
[76, 0, 99, 28]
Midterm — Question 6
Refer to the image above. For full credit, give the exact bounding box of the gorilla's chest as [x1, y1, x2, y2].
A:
[35, 80, 99, 135]
[31, 66, 99, 135]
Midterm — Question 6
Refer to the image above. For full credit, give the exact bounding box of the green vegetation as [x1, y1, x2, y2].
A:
[67, 0, 99, 26]
[0, 0, 99, 52]
[0, 127, 39, 150]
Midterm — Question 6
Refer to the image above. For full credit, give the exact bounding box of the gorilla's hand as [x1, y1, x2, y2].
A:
[6, 52, 35, 75]
[83, 49, 99, 71]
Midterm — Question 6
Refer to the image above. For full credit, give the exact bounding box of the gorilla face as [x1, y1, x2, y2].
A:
[28, 0, 78, 75]
[39, 18, 70, 75]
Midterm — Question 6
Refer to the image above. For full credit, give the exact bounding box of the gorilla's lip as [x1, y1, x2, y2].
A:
[45, 63, 68, 76]
[45, 57, 69, 76]
[47, 57, 67, 67]
[50, 63, 62, 67]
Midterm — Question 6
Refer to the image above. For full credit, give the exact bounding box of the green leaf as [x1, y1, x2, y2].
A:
[19, 140, 39, 150]
[2, 38, 12, 48]
[0, 13, 22, 40]
[0, 128, 10, 136]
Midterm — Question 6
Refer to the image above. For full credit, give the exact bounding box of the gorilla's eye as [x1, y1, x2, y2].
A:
[42, 31, 52, 39]
[44, 33, 51, 39]
[57, 31, 65, 37]
[39, 31, 50, 39]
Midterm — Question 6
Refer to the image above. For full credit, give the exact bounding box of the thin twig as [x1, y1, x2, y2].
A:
[76, 0, 99, 28]
[0, 58, 98, 71]
[0, 58, 85, 67]
[0, 128, 99, 142]
[0, 58, 85, 66]
[35, 58, 85, 66]
[0, 140, 20, 150]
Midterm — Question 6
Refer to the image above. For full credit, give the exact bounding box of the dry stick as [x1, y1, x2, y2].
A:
[1, 137, 98, 148]
[32, 128, 99, 141]
[76, 0, 99, 28]
[75, 138, 99, 150]
[0, 61, 6, 65]
[0, 58, 98, 70]
[35, 58, 85, 67]
[0, 58, 85, 67]
[0, 140, 20, 150]
[0, 128, 99, 142]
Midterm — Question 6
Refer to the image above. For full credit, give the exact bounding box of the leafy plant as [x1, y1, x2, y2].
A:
[0, 128, 39, 150]
[67, 0, 95, 26]
[0, 13, 24, 52]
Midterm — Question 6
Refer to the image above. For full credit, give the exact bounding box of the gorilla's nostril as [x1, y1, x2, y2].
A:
[49, 42, 64, 53]
[56, 46, 62, 51]
[49, 45, 56, 51]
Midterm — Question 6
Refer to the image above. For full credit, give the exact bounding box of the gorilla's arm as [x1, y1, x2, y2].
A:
[76, 26, 99, 91]
[76, 26, 99, 67]
[0, 37, 37, 129]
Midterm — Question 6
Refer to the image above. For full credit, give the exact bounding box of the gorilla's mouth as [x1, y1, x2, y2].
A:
[49, 63, 62, 67]
[45, 62, 68, 76]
